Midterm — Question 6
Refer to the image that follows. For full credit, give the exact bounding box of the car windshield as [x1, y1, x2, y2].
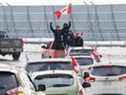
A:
[91, 65, 126, 76]
[26, 61, 73, 73]
[34, 74, 74, 87]
[70, 49, 92, 56]
[0, 72, 19, 95]
[76, 57, 93, 66]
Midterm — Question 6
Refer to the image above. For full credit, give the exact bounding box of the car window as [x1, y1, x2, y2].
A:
[0, 72, 19, 95]
[76, 57, 93, 66]
[26, 61, 73, 73]
[34, 74, 74, 87]
[70, 49, 92, 56]
[91, 65, 126, 76]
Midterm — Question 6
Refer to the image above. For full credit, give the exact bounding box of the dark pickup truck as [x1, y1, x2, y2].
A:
[0, 31, 23, 60]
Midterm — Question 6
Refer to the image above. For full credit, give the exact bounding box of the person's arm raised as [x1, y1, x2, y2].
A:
[50, 22, 55, 33]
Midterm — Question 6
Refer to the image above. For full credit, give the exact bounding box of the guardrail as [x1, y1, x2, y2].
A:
[22, 38, 126, 47]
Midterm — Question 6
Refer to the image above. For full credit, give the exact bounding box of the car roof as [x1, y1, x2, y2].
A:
[89, 60, 126, 68]
[27, 58, 72, 64]
[69, 46, 93, 50]
[0, 63, 17, 74]
[31, 70, 75, 79]
[71, 55, 93, 58]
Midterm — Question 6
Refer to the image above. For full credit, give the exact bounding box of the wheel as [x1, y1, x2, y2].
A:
[12, 52, 21, 60]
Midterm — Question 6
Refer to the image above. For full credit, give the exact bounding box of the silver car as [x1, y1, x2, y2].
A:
[84, 63, 126, 95]
[31, 70, 86, 95]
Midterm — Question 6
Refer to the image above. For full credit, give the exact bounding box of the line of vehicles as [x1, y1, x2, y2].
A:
[1, 36, 126, 95]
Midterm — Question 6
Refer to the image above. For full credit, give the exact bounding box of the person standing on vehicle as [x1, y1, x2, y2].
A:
[62, 21, 71, 48]
[50, 22, 64, 50]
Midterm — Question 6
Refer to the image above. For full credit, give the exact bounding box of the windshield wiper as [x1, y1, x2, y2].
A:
[106, 73, 118, 76]
[0, 86, 5, 89]
[52, 84, 70, 87]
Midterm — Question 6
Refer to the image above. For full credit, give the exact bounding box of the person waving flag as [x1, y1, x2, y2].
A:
[55, 3, 72, 19]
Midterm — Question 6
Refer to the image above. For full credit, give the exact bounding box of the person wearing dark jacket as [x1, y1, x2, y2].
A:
[50, 22, 64, 50]
[62, 21, 71, 48]
[74, 33, 83, 47]
[69, 33, 83, 47]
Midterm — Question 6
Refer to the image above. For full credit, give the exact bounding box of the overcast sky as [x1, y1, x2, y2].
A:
[0, 0, 126, 6]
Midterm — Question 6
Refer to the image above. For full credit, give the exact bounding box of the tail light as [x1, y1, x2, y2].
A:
[85, 77, 96, 82]
[119, 76, 126, 81]
[6, 87, 24, 95]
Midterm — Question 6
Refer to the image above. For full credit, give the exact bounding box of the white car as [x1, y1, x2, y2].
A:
[67, 46, 102, 62]
[25, 58, 73, 73]
[67, 46, 93, 56]
[0, 63, 45, 95]
[83, 63, 126, 95]
[73, 55, 96, 76]
[31, 70, 86, 95]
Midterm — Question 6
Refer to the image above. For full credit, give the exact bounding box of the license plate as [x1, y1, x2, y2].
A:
[103, 81, 112, 86]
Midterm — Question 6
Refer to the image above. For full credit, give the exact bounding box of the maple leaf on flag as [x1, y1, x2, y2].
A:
[55, 3, 72, 19]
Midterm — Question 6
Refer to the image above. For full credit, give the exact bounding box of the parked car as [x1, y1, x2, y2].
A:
[31, 70, 86, 95]
[83, 63, 126, 95]
[0, 63, 46, 95]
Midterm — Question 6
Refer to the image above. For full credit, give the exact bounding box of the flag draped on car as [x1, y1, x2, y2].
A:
[55, 3, 72, 19]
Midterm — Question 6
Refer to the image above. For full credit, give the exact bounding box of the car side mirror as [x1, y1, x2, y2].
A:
[37, 84, 46, 91]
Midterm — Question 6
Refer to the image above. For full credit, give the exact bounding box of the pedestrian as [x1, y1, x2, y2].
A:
[62, 21, 71, 48]
[50, 22, 64, 50]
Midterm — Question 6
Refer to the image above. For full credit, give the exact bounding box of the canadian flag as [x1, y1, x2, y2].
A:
[71, 56, 80, 73]
[91, 47, 102, 62]
[55, 3, 72, 19]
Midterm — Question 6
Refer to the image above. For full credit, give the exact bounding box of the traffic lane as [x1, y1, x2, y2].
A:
[1, 49, 126, 95]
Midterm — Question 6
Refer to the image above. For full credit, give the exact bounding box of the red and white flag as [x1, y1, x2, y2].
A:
[91, 47, 101, 62]
[71, 56, 80, 73]
[55, 3, 72, 19]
